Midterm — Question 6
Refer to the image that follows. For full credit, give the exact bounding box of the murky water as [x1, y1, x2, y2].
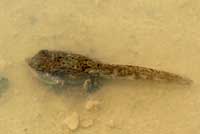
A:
[0, 0, 200, 133]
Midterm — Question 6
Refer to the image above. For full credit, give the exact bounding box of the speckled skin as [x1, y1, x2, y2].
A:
[27, 50, 192, 92]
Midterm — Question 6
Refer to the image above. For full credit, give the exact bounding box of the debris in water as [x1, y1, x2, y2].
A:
[64, 112, 79, 131]
[85, 100, 101, 111]
[81, 119, 94, 128]
[0, 76, 8, 93]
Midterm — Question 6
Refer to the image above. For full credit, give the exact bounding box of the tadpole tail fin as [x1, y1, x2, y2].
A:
[100, 64, 193, 85]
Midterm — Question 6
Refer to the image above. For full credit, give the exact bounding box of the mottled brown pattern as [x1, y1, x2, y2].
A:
[27, 50, 192, 91]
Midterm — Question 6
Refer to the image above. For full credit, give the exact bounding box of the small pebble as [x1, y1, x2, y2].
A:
[64, 112, 79, 131]
[85, 100, 101, 111]
[81, 119, 94, 128]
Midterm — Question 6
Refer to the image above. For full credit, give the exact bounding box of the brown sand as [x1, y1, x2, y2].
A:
[0, 0, 200, 133]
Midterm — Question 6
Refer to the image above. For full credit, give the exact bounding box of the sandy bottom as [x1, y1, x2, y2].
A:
[0, 0, 200, 133]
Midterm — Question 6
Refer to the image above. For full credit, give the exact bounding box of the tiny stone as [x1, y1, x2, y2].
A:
[81, 119, 94, 128]
[64, 112, 79, 131]
[85, 100, 101, 111]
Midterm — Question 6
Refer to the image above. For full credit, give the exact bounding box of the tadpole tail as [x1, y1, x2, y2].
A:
[100, 64, 193, 85]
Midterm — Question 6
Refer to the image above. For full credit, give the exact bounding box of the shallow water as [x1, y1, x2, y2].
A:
[0, 0, 200, 133]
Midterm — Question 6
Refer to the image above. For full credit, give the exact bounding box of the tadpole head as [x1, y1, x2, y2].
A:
[26, 50, 50, 71]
